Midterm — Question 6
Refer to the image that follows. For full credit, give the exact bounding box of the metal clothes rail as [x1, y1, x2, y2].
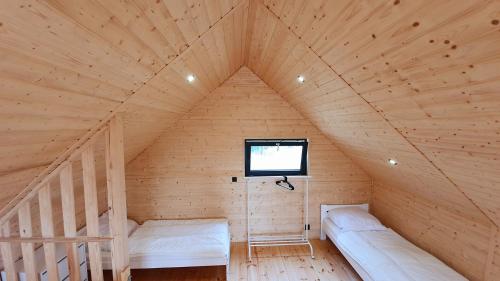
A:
[245, 176, 314, 261]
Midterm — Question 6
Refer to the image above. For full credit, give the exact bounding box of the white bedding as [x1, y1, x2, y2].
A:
[101, 218, 230, 270]
[323, 217, 468, 281]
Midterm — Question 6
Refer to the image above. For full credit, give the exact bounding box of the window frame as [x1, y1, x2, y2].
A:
[244, 139, 309, 177]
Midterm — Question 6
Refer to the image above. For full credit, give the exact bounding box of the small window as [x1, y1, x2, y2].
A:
[245, 139, 308, 177]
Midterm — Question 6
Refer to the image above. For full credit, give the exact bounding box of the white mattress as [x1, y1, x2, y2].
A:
[101, 219, 230, 270]
[323, 218, 468, 281]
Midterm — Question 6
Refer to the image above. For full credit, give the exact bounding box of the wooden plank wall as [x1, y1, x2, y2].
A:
[0, 0, 247, 216]
[244, 2, 499, 279]
[0, 1, 248, 268]
[257, 0, 500, 223]
[244, 0, 492, 226]
[0, 0, 498, 278]
[371, 182, 491, 280]
[487, 230, 500, 281]
[125, 67, 371, 241]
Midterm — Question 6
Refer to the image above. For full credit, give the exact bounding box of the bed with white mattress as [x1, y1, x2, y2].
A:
[320, 204, 468, 281]
[101, 219, 230, 270]
[79, 214, 230, 279]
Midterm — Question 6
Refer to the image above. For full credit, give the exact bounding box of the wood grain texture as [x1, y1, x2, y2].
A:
[18, 203, 37, 281]
[82, 147, 104, 281]
[125, 67, 371, 241]
[258, 0, 500, 225]
[371, 182, 490, 281]
[0, 0, 248, 216]
[38, 184, 60, 281]
[246, 0, 493, 226]
[102, 240, 361, 281]
[0, 224, 18, 281]
[59, 165, 81, 281]
[0, 2, 249, 270]
[244, 2, 499, 279]
[486, 229, 500, 281]
[0, 0, 498, 279]
[105, 115, 130, 280]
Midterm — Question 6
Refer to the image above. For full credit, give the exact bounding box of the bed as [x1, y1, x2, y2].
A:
[79, 214, 231, 279]
[320, 204, 468, 281]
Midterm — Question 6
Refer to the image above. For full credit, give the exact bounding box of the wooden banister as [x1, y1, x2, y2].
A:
[60, 164, 81, 281]
[0, 224, 19, 281]
[0, 115, 130, 281]
[82, 146, 104, 281]
[0, 236, 112, 243]
[106, 114, 130, 281]
[18, 203, 37, 281]
[39, 184, 59, 281]
[0, 125, 108, 227]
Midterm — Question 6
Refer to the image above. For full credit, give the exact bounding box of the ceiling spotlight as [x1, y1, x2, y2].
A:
[297, 75, 305, 83]
[388, 159, 398, 166]
[186, 74, 196, 83]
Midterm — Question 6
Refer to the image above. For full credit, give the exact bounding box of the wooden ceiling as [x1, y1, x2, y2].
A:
[246, 0, 500, 226]
[1, 0, 499, 230]
[0, 0, 248, 212]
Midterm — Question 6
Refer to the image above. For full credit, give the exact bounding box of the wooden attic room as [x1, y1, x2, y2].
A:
[0, 0, 499, 280]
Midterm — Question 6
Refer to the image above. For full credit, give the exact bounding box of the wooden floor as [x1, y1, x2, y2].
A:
[104, 239, 361, 281]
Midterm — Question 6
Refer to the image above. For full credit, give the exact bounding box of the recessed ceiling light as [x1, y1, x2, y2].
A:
[297, 75, 305, 83]
[186, 74, 196, 83]
[388, 159, 398, 166]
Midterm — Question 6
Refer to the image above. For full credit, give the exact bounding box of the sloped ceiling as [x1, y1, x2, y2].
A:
[1, 0, 499, 229]
[0, 0, 248, 213]
[245, 0, 499, 226]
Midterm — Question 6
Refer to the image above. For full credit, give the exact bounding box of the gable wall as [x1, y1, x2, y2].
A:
[125, 67, 371, 240]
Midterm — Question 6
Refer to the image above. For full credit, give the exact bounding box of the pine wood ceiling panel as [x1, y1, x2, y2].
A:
[0, 0, 247, 211]
[246, 1, 491, 224]
[262, 0, 500, 225]
[372, 183, 491, 281]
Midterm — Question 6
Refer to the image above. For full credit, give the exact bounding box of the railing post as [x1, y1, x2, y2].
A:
[0, 223, 19, 281]
[39, 184, 59, 281]
[60, 164, 81, 281]
[82, 146, 104, 281]
[106, 114, 130, 281]
[18, 203, 37, 281]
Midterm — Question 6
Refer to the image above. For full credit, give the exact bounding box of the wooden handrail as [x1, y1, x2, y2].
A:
[0, 236, 113, 243]
[0, 125, 109, 226]
[0, 114, 130, 281]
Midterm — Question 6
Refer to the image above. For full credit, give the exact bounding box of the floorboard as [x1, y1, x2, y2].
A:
[103, 239, 361, 281]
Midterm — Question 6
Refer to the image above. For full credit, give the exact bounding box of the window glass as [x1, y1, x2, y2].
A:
[245, 139, 308, 177]
[250, 145, 303, 171]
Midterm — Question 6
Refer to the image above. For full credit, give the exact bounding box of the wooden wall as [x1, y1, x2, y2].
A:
[0, 0, 247, 214]
[125, 67, 371, 241]
[371, 182, 491, 281]
[0, 0, 249, 259]
[491, 232, 500, 281]
[254, 0, 500, 224]
[244, 2, 499, 279]
[0, 0, 248, 267]
[0, 0, 498, 279]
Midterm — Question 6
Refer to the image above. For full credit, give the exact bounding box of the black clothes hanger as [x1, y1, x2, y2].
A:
[275, 176, 295, 191]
